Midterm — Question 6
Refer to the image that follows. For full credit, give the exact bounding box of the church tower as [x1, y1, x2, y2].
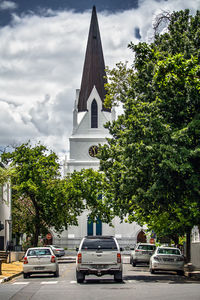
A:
[65, 6, 115, 174]
[60, 7, 144, 248]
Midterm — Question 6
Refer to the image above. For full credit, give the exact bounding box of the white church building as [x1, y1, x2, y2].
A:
[54, 7, 146, 248]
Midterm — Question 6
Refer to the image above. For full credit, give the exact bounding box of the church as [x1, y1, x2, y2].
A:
[54, 7, 146, 248]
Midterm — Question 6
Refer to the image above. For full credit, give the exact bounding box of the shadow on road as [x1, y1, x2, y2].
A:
[123, 272, 200, 284]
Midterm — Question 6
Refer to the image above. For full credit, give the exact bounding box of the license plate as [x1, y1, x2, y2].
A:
[35, 267, 45, 270]
[163, 258, 174, 262]
[92, 265, 105, 269]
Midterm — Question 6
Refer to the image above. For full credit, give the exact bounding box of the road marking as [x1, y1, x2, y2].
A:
[13, 282, 29, 285]
[40, 281, 58, 284]
[70, 281, 77, 284]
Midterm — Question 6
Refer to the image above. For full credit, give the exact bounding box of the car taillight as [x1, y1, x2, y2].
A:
[51, 255, 56, 263]
[117, 253, 121, 263]
[23, 257, 28, 264]
[135, 250, 140, 252]
[77, 253, 82, 264]
[176, 256, 184, 261]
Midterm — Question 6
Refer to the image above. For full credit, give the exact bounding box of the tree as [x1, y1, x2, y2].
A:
[67, 168, 113, 225]
[1, 142, 85, 246]
[0, 163, 15, 185]
[99, 9, 200, 260]
[2, 142, 111, 246]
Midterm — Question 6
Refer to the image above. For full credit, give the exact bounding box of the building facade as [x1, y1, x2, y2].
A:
[54, 7, 145, 248]
[0, 162, 12, 250]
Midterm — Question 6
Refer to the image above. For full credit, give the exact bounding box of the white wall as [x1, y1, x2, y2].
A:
[0, 183, 12, 250]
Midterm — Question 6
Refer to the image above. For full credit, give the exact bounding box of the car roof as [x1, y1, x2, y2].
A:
[26, 247, 53, 250]
[137, 243, 155, 246]
[158, 246, 180, 249]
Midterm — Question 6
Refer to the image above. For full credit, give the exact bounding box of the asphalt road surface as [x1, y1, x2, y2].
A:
[0, 262, 200, 300]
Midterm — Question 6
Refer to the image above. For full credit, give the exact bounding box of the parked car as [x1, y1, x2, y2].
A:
[23, 247, 59, 278]
[150, 246, 184, 275]
[76, 236, 123, 283]
[130, 243, 156, 266]
[48, 245, 65, 257]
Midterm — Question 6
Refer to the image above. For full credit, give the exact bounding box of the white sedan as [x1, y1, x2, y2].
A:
[23, 247, 59, 278]
[150, 246, 184, 275]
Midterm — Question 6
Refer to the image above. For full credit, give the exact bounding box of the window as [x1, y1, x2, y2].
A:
[96, 218, 102, 236]
[91, 99, 98, 128]
[87, 217, 93, 236]
[138, 245, 156, 251]
[27, 249, 51, 256]
[81, 238, 117, 251]
[157, 248, 181, 255]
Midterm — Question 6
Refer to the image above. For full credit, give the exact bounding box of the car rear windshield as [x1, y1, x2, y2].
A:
[81, 238, 118, 250]
[157, 248, 181, 255]
[27, 249, 51, 256]
[138, 245, 156, 251]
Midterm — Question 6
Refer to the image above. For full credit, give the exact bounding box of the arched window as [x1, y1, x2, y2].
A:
[137, 231, 147, 243]
[91, 99, 98, 128]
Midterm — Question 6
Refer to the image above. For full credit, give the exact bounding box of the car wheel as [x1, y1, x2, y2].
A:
[76, 270, 85, 283]
[132, 261, 136, 267]
[114, 271, 123, 282]
[177, 270, 184, 276]
[23, 272, 29, 279]
[54, 269, 59, 277]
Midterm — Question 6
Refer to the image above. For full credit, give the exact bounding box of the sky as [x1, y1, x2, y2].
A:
[0, 0, 199, 159]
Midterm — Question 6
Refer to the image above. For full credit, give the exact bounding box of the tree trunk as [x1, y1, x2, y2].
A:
[186, 230, 191, 263]
[33, 221, 40, 247]
[31, 195, 40, 247]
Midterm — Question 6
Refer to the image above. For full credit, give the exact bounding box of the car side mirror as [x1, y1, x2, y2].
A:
[120, 247, 124, 252]
[76, 247, 79, 252]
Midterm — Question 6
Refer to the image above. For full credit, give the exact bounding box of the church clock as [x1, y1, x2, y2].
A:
[89, 145, 98, 157]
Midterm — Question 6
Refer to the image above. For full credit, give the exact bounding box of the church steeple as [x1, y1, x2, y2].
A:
[77, 6, 110, 112]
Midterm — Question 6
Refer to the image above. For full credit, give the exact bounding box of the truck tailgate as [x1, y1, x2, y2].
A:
[81, 251, 118, 264]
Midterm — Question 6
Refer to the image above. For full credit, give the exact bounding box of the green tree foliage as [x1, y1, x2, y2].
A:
[67, 168, 113, 225]
[1, 142, 85, 246]
[0, 164, 15, 185]
[2, 143, 111, 246]
[100, 9, 200, 249]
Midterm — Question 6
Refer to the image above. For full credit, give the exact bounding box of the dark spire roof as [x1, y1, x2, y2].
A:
[78, 6, 110, 112]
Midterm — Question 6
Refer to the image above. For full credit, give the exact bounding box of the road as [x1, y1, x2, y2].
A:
[0, 261, 200, 300]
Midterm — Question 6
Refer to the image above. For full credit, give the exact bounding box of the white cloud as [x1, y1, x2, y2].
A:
[0, 0, 199, 157]
[0, 0, 17, 10]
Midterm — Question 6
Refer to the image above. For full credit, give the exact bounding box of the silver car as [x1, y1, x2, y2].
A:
[48, 245, 65, 257]
[130, 243, 156, 266]
[150, 246, 184, 275]
[76, 236, 123, 283]
[23, 247, 59, 278]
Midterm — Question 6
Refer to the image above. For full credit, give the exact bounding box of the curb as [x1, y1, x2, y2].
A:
[184, 271, 200, 279]
[0, 272, 22, 283]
